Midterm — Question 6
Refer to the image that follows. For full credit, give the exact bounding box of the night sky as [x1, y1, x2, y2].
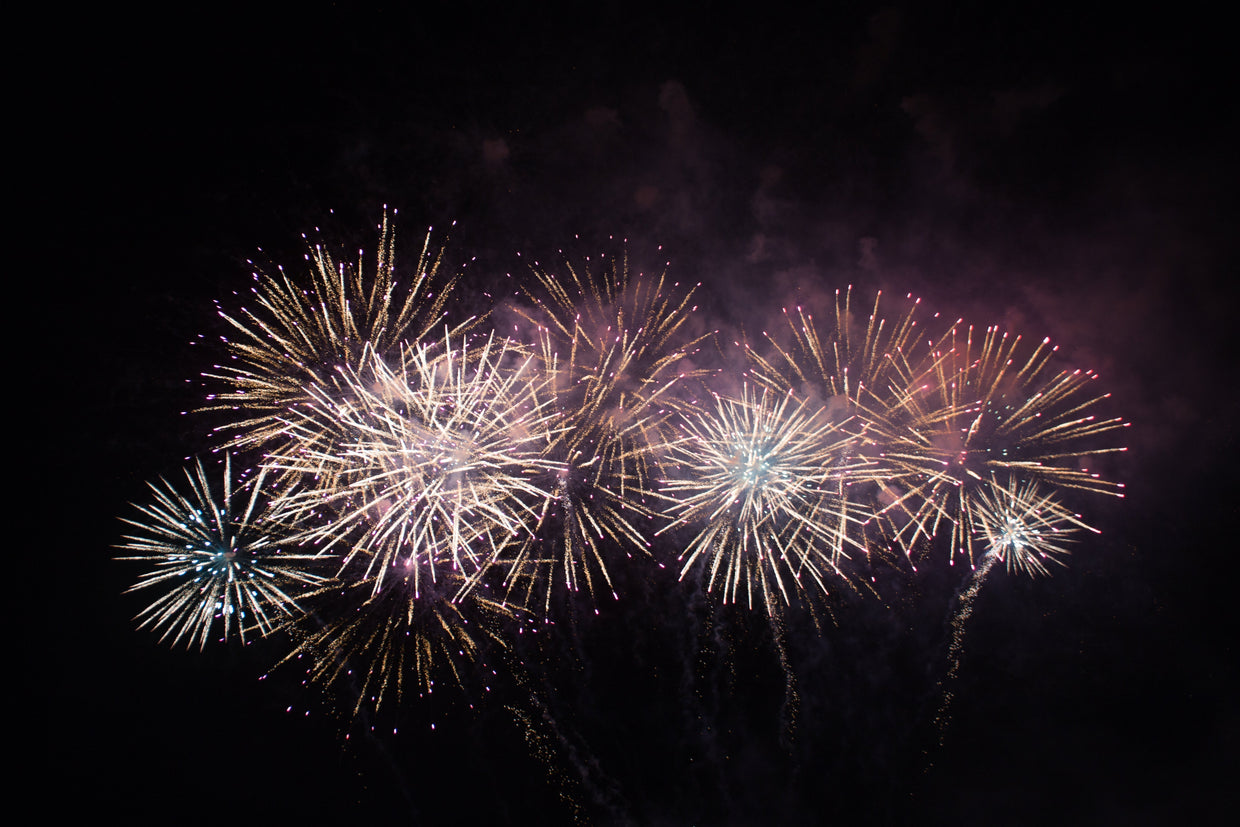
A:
[40, 5, 1236, 825]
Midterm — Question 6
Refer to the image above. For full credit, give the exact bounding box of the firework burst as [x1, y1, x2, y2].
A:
[500, 250, 712, 607]
[972, 475, 1096, 577]
[870, 322, 1127, 566]
[116, 455, 325, 649]
[656, 384, 870, 613]
[269, 332, 562, 598]
[203, 212, 473, 453]
[281, 566, 521, 718]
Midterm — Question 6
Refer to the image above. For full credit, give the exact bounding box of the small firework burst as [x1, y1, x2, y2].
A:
[116, 455, 325, 649]
[972, 476, 1096, 577]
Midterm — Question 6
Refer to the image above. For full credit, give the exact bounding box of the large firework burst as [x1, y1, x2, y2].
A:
[500, 250, 712, 608]
[269, 332, 562, 599]
[116, 455, 325, 649]
[870, 322, 1127, 565]
[656, 384, 870, 613]
[742, 289, 955, 563]
[203, 212, 472, 452]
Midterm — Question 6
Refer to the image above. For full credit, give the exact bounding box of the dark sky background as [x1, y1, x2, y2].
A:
[39, 4, 1236, 825]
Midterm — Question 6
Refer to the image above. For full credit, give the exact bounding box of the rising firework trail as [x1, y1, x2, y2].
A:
[931, 474, 1098, 747]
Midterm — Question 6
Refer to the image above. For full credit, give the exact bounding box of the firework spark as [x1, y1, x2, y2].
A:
[116, 455, 325, 649]
[656, 384, 870, 613]
[747, 287, 935, 424]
